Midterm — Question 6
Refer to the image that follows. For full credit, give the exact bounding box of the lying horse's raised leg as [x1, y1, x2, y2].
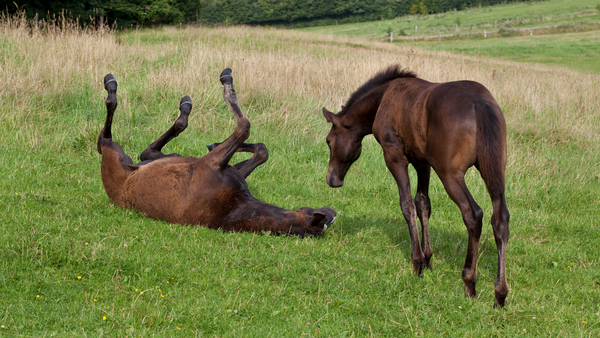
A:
[207, 142, 268, 178]
[97, 74, 138, 208]
[414, 164, 433, 269]
[204, 68, 251, 169]
[140, 96, 192, 162]
[438, 171, 483, 299]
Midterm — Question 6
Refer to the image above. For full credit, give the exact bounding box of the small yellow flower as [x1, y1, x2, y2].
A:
[94, 299, 97, 302]
[140, 291, 143, 295]
[36, 295, 40, 298]
[77, 276, 82, 280]
[102, 316, 106, 321]
[135, 289, 138, 292]
[177, 327, 181, 330]
[583, 321, 587, 323]
[159, 289, 161, 292]
[161, 295, 164, 298]
[167, 282, 169, 284]
[85, 243, 88, 246]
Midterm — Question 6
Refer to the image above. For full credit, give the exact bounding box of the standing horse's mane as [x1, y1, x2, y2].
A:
[340, 65, 416, 115]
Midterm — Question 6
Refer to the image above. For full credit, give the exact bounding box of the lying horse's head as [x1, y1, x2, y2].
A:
[322, 107, 363, 188]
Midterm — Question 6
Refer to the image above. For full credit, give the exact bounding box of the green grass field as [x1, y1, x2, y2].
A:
[1, 15, 599, 337]
[301, 0, 600, 73]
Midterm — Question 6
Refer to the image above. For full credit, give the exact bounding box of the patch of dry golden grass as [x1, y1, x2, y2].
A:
[1, 15, 598, 147]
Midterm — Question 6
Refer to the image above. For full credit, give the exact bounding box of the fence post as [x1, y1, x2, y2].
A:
[390, 31, 393, 42]
[415, 26, 418, 34]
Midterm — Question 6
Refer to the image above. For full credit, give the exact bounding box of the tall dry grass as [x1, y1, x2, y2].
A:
[1, 14, 599, 149]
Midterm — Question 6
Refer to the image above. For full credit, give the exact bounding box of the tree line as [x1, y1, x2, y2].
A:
[3, 0, 536, 28]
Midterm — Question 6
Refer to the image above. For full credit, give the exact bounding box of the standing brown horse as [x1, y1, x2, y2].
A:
[97, 68, 336, 236]
[322, 65, 510, 307]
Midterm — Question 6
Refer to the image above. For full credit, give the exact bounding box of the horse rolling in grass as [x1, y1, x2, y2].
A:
[97, 68, 336, 236]
[322, 65, 510, 307]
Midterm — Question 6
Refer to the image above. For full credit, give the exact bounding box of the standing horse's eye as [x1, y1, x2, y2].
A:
[326, 139, 331, 145]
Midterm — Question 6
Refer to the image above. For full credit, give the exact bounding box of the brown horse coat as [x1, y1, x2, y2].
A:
[98, 69, 336, 236]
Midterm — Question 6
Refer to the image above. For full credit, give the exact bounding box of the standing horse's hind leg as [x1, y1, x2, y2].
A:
[490, 193, 510, 307]
[438, 172, 483, 299]
[414, 165, 433, 269]
[140, 96, 192, 162]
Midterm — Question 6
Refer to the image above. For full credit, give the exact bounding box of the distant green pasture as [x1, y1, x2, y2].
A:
[407, 30, 600, 73]
[300, 0, 600, 38]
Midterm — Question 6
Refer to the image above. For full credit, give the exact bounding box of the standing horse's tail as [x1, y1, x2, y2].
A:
[474, 96, 511, 307]
[474, 97, 507, 198]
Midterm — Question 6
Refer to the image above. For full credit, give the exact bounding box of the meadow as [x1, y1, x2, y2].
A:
[0, 12, 599, 337]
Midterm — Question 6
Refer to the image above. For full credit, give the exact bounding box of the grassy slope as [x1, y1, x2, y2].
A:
[300, 0, 600, 73]
[0, 23, 599, 337]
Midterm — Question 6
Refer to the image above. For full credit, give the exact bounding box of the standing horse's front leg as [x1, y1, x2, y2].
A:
[204, 68, 251, 170]
[414, 164, 433, 269]
[207, 142, 269, 178]
[380, 138, 426, 274]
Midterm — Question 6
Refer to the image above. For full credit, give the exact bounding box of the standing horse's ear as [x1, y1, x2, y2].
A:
[322, 107, 334, 123]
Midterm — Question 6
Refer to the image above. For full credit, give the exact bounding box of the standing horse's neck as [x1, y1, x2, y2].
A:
[341, 84, 390, 136]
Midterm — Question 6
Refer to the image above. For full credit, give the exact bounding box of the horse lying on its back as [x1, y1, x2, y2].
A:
[97, 68, 335, 236]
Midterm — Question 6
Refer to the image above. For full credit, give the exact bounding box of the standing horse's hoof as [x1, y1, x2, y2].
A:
[494, 285, 508, 307]
[464, 283, 477, 299]
[412, 261, 424, 276]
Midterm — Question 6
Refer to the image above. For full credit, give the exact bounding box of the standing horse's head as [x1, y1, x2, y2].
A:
[322, 107, 363, 188]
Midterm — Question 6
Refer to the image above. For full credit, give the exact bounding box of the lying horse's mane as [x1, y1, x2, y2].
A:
[341, 65, 416, 115]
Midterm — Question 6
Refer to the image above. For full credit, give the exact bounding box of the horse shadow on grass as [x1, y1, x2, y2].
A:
[334, 213, 501, 280]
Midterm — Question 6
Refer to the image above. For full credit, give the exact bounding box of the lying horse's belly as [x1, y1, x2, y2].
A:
[123, 158, 246, 226]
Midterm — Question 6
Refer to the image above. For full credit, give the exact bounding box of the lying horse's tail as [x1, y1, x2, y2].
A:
[475, 97, 507, 199]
